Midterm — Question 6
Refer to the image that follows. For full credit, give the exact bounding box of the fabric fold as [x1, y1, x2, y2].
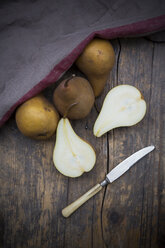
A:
[0, 0, 165, 126]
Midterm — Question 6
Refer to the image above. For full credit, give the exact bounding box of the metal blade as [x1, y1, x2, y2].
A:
[106, 146, 155, 183]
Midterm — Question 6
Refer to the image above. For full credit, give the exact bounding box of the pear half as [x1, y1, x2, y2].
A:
[94, 85, 147, 137]
[53, 118, 96, 177]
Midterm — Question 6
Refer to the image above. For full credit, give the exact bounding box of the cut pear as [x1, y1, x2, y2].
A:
[53, 118, 96, 177]
[94, 85, 147, 137]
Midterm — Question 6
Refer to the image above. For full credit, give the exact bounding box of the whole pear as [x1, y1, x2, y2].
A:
[76, 38, 115, 97]
[53, 75, 95, 119]
[16, 95, 59, 140]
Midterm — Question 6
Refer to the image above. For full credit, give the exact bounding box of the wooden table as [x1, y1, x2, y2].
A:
[0, 33, 165, 248]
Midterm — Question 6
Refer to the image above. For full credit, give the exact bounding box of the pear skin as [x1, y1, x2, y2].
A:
[53, 75, 95, 119]
[16, 95, 59, 140]
[76, 38, 115, 97]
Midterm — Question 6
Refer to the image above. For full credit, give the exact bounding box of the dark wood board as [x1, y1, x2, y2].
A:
[0, 35, 165, 248]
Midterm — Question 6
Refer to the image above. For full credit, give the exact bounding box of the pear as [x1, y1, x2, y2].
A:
[76, 38, 115, 97]
[53, 118, 96, 177]
[94, 85, 147, 137]
[16, 95, 59, 140]
[53, 75, 95, 119]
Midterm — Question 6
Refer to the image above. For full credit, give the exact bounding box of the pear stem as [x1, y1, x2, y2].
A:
[64, 74, 76, 87]
[64, 102, 78, 118]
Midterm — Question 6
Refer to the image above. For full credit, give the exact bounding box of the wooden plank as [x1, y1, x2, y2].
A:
[0, 118, 68, 247]
[0, 36, 165, 248]
[102, 37, 161, 248]
[152, 43, 165, 248]
[63, 86, 107, 248]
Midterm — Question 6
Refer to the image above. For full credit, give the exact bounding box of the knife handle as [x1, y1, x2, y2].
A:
[62, 183, 103, 218]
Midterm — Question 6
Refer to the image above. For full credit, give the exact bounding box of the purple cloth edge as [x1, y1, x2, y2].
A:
[1, 14, 165, 127]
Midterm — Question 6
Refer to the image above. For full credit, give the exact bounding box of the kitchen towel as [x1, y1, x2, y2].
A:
[0, 0, 165, 126]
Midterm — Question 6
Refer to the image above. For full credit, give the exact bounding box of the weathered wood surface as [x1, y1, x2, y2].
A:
[0, 35, 165, 248]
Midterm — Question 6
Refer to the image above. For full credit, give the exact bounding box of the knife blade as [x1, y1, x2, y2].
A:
[62, 145, 155, 217]
[103, 145, 155, 185]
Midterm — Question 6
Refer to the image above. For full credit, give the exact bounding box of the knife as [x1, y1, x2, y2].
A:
[62, 145, 155, 218]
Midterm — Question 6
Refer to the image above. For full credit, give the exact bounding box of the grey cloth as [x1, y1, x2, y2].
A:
[0, 0, 165, 125]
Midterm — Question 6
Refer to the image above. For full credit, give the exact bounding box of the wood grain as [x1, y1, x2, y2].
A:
[0, 35, 165, 248]
[62, 184, 103, 218]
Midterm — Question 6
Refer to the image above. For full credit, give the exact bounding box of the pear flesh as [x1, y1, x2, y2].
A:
[94, 85, 147, 137]
[53, 118, 96, 177]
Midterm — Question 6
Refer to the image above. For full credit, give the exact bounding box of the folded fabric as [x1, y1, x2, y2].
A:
[0, 0, 165, 127]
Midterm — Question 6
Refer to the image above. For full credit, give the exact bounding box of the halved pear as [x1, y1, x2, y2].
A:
[94, 85, 147, 137]
[53, 118, 96, 177]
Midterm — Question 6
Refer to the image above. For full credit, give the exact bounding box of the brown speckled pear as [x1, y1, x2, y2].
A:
[76, 38, 115, 97]
[16, 95, 59, 140]
[53, 75, 95, 119]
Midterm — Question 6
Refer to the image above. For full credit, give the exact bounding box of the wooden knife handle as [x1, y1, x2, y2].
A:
[62, 183, 103, 218]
